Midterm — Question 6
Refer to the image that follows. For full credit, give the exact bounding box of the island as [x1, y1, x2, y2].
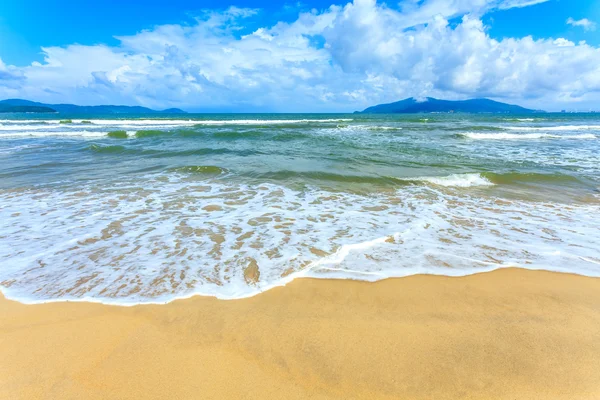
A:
[358, 97, 538, 114]
[0, 104, 56, 113]
[0, 99, 186, 114]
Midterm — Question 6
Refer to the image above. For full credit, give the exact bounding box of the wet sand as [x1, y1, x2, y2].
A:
[1, 268, 600, 400]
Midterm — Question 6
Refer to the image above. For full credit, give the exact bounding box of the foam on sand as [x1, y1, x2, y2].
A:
[1, 176, 598, 305]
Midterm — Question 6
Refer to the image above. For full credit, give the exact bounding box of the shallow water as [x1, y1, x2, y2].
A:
[1, 113, 599, 304]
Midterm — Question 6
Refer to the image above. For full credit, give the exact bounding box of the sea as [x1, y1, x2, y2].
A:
[0, 113, 599, 305]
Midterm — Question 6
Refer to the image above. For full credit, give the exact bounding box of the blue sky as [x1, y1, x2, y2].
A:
[0, 0, 312, 65]
[1, 0, 600, 111]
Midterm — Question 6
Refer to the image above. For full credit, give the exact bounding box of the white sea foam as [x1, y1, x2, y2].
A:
[0, 130, 107, 138]
[194, 119, 353, 125]
[369, 126, 403, 130]
[0, 124, 100, 131]
[0, 123, 175, 131]
[338, 125, 403, 132]
[504, 118, 536, 122]
[0, 119, 354, 138]
[462, 132, 597, 140]
[0, 120, 61, 124]
[407, 173, 494, 187]
[1, 177, 598, 305]
[505, 125, 600, 131]
[0, 143, 41, 155]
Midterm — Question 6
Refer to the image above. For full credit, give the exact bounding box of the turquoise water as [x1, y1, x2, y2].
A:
[0, 113, 599, 304]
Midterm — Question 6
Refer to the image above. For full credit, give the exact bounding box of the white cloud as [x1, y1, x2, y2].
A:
[324, 3, 600, 103]
[553, 38, 575, 47]
[496, 0, 548, 10]
[567, 17, 597, 32]
[0, 1, 599, 111]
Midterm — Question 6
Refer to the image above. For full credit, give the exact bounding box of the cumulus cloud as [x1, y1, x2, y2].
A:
[567, 17, 597, 32]
[0, 0, 599, 111]
[325, 3, 600, 101]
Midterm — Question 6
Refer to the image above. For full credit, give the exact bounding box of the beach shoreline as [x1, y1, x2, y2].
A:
[1, 267, 600, 399]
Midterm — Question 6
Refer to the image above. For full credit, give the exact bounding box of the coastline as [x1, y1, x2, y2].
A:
[1, 268, 600, 399]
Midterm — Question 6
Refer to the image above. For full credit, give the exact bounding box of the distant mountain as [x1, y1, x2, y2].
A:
[0, 99, 186, 114]
[359, 97, 538, 114]
[0, 103, 56, 113]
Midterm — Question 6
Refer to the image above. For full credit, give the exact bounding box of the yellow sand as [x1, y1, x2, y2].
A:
[1, 268, 600, 400]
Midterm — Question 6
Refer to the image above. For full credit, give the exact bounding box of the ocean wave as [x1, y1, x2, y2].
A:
[252, 170, 401, 185]
[0, 119, 61, 124]
[107, 130, 129, 139]
[362, 125, 403, 131]
[0, 119, 355, 137]
[168, 169, 581, 188]
[135, 129, 169, 138]
[0, 124, 85, 131]
[83, 145, 249, 158]
[401, 172, 582, 187]
[87, 144, 129, 154]
[405, 173, 494, 187]
[211, 130, 264, 139]
[460, 132, 597, 140]
[29, 118, 350, 125]
[505, 125, 600, 131]
[446, 125, 505, 132]
[0, 143, 42, 155]
[338, 124, 402, 130]
[0, 130, 107, 138]
[168, 165, 228, 175]
[482, 172, 582, 185]
[243, 171, 492, 187]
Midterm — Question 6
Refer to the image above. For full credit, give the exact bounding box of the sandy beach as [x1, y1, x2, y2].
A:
[1, 268, 599, 400]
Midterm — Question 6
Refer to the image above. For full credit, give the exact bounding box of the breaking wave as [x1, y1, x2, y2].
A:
[459, 132, 596, 140]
